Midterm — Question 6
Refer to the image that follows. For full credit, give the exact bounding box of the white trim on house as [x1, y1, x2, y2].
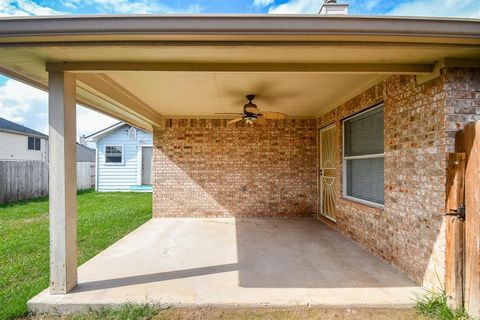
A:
[94, 146, 99, 191]
[85, 122, 124, 141]
[104, 144, 125, 166]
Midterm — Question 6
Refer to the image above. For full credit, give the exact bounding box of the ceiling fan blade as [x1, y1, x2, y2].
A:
[256, 117, 267, 126]
[260, 111, 288, 120]
[215, 113, 244, 115]
[227, 117, 243, 125]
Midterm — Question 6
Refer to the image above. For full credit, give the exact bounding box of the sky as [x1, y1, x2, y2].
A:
[0, 0, 479, 139]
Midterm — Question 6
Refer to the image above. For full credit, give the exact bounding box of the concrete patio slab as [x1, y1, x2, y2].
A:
[29, 218, 422, 314]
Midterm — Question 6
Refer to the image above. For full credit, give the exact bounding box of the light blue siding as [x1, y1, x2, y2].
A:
[96, 125, 153, 192]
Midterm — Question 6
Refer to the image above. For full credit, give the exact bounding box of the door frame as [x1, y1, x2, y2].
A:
[136, 145, 153, 186]
[318, 123, 337, 222]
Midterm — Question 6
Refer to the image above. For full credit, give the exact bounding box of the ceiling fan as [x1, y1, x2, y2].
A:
[216, 95, 288, 125]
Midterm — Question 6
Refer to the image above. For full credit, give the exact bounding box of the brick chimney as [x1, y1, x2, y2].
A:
[319, 0, 348, 15]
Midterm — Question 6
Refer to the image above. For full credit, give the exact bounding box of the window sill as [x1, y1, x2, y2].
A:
[342, 195, 384, 210]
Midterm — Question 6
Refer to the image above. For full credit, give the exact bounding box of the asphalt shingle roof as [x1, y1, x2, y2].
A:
[0, 117, 48, 138]
[76, 143, 95, 162]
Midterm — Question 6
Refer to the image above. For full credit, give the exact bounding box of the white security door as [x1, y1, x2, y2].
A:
[319, 125, 336, 221]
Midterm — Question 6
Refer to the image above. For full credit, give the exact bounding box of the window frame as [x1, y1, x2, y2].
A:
[28, 137, 41, 151]
[104, 145, 125, 166]
[342, 103, 385, 209]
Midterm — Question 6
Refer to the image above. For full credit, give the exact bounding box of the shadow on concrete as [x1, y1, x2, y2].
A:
[73, 263, 239, 293]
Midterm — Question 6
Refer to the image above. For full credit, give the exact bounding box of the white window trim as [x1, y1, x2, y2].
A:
[342, 104, 385, 209]
[27, 136, 41, 151]
[104, 144, 125, 166]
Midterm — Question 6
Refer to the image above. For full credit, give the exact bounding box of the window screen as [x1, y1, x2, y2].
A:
[105, 146, 123, 164]
[346, 158, 384, 205]
[28, 137, 41, 151]
[343, 104, 384, 206]
[344, 107, 384, 157]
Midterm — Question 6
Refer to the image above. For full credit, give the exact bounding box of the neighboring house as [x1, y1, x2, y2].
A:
[0, 117, 97, 202]
[76, 143, 95, 163]
[86, 122, 153, 192]
[0, 117, 48, 162]
[0, 116, 96, 164]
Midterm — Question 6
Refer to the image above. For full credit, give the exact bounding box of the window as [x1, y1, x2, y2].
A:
[28, 137, 41, 151]
[128, 127, 137, 140]
[105, 145, 123, 164]
[343, 104, 384, 207]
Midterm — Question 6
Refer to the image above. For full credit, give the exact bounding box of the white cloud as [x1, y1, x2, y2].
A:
[59, 0, 203, 14]
[388, 0, 480, 18]
[363, 0, 381, 11]
[268, 0, 322, 14]
[0, 79, 48, 133]
[0, 78, 118, 139]
[80, 0, 163, 14]
[253, 0, 275, 7]
[0, 0, 203, 16]
[76, 106, 117, 138]
[0, 0, 61, 16]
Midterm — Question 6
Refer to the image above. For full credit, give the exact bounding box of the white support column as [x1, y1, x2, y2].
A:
[48, 71, 77, 294]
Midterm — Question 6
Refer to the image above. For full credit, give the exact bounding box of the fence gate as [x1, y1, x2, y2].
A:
[445, 121, 480, 317]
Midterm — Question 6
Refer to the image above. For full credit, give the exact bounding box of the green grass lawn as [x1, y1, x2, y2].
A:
[0, 190, 152, 320]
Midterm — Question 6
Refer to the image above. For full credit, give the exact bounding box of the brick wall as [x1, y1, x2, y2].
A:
[153, 119, 317, 218]
[317, 69, 480, 287]
[444, 68, 480, 152]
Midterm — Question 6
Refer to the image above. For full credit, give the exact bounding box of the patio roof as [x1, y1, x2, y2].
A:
[0, 15, 479, 131]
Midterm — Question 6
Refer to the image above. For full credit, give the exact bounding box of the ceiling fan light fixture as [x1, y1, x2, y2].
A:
[245, 115, 257, 125]
[221, 94, 288, 126]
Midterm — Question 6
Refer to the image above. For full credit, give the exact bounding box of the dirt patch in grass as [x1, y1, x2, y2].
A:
[154, 307, 427, 320]
[26, 307, 428, 320]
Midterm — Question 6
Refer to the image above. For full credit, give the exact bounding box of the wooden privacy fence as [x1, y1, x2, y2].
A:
[0, 160, 95, 203]
[445, 121, 480, 318]
[0, 160, 48, 203]
[77, 162, 95, 191]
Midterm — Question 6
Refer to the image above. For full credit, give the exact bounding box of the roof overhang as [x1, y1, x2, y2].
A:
[85, 122, 125, 141]
[1, 15, 479, 44]
[0, 15, 479, 131]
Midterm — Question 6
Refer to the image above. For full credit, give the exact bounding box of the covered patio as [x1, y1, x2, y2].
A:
[1, 14, 479, 315]
[29, 218, 420, 313]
